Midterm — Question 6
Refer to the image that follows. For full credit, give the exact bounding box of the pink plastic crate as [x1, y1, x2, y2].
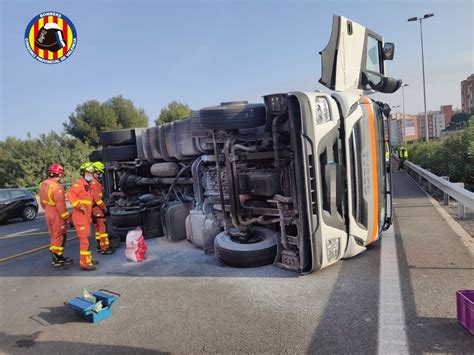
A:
[456, 289, 474, 335]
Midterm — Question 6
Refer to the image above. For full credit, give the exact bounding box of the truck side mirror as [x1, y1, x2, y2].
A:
[383, 43, 395, 60]
[362, 71, 402, 94]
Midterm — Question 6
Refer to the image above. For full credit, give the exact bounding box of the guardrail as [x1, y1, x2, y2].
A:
[405, 161, 474, 219]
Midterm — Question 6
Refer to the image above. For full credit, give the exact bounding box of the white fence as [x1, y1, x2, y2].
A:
[405, 161, 474, 219]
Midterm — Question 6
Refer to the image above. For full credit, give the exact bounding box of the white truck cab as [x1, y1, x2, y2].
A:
[281, 15, 400, 272]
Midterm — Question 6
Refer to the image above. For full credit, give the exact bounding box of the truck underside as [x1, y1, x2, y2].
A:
[95, 15, 398, 273]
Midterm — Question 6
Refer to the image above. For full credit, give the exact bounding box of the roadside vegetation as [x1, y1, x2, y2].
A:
[1, 96, 190, 189]
[406, 118, 474, 190]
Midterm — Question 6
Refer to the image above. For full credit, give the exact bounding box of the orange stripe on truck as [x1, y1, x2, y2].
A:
[361, 96, 379, 244]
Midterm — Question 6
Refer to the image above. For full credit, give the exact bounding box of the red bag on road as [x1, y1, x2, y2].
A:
[125, 227, 148, 262]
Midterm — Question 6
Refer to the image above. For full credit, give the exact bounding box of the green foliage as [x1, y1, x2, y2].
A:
[0, 132, 90, 189]
[408, 118, 474, 188]
[64, 95, 148, 146]
[445, 112, 470, 131]
[155, 101, 190, 125]
[104, 96, 148, 129]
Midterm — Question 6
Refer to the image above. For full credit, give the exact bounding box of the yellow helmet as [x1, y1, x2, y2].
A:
[92, 161, 105, 173]
[79, 162, 94, 173]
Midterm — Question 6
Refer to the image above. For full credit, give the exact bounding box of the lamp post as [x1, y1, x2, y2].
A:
[392, 105, 400, 145]
[401, 84, 409, 142]
[408, 13, 434, 141]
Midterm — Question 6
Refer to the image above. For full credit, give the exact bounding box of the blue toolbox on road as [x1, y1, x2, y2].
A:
[65, 289, 120, 323]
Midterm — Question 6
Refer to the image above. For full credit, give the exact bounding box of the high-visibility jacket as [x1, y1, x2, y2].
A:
[399, 148, 408, 159]
[39, 178, 70, 220]
[68, 177, 93, 217]
[90, 178, 105, 210]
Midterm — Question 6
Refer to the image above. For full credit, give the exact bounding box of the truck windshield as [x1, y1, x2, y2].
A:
[349, 100, 387, 232]
[374, 105, 387, 231]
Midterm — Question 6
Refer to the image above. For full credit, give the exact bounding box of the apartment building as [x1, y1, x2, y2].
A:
[461, 74, 474, 114]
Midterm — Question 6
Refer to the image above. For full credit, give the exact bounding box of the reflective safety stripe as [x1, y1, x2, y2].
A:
[96, 200, 104, 205]
[80, 250, 91, 255]
[99, 233, 108, 238]
[71, 199, 92, 207]
[42, 182, 57, 206]
[79, 226, 85, 230]
[99, 192, 103, 197]
[50, 246, 64, 253]
[60, 211, 70, 218]
[95, 232, 100, 236]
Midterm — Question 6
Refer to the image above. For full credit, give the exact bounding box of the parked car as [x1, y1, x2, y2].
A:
[0, 188, 39, 222]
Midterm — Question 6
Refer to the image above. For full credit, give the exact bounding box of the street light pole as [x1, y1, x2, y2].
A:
[408, 13, 434, 141]
[392, 105, 400, 145]
[401, 84, 409, 143]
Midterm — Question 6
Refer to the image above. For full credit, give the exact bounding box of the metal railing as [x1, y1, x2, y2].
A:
[405, 161, 474, 219]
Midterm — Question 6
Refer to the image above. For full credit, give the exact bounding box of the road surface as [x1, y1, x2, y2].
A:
[0, 170, 472, 353]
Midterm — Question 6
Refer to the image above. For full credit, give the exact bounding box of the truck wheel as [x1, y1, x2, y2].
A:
[110, 208, 143, 228]
[100, 129, 136, 146]
[89, 149, 102, 162]
[199, 101, 266, 129]
[102, 145, 137, 161]
[214, 226, 278, 268]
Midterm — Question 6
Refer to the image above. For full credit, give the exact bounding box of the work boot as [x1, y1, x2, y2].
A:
[100, 247, 115, 255]
[80, 264, 97, 271]
[51, 254, 73, 267]
[58, 255, 73, 266]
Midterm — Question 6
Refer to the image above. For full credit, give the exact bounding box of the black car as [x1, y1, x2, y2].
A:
[0, 188, 39, 222]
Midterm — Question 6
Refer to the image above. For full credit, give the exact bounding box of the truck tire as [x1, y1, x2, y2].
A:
[214, 226, 278, 268]
[102, 145, 137, 161]
[89, 149, 102, 162]
[199, 101, 266, 129]
[100, 129, 136, 146]
[110, 208, 143, 228]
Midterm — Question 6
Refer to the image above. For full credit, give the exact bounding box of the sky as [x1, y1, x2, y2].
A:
[0, 0, 473, 139]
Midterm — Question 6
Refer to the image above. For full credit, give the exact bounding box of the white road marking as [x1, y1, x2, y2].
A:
[378, 226, 409, 354]
[4, 228, 38, 237]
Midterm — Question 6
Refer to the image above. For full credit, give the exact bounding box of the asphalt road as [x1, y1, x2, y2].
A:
[0, 170, 473, 354]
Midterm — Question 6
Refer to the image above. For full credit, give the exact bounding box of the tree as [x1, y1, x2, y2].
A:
[445, 112, 470, 130]
[104, 95, 148, 129]
[64, 96, 149, 146]
[155, 101, 190, 125]
[0, 133, 90, 189]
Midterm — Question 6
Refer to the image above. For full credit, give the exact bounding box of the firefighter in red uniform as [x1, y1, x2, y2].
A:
[68, 163, 97, 271]
[39, 163, 73, 267]
[90, 161, 115, 254]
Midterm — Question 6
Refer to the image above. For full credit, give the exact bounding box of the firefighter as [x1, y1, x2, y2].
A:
[90, 161, 115, 255]
[398, 146, 408, 171]
[39, 163, 73, 267]
[68, 162, 98, 271]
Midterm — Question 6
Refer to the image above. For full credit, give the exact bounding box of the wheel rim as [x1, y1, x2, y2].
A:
[229, 230, 265, 244]
[25, 208, 35, 219]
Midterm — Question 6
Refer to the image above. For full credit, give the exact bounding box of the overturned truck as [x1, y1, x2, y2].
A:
[93, 16, 401, 273]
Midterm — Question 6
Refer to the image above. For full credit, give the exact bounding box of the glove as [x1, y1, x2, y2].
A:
[79, 206, 88, 214]
[69, 220, 75, 229]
